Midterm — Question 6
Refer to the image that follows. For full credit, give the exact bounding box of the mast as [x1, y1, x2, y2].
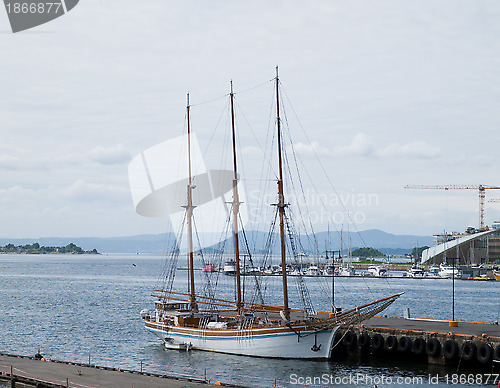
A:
[275, 66, 290, 321]
[229, 81, 243, 313]
[185, 93, 198, 313]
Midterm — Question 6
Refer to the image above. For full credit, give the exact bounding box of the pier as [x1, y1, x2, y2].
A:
[335, 315, 500, 368]
[0, 353, 217, 388]
[1, 317, 499, 387]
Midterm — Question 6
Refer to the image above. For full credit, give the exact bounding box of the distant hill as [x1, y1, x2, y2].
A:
[0, 229, 434, 255]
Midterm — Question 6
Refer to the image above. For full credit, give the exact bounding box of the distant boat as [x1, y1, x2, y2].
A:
[406, 265, 425, 277]
[202, 263, 217, 273]
[427, 265, 440, 277]
[438, 263, 462, 279]
[367, 265, 388, 277]
[338, 265, 356, 277]
[493, 270, 500, 281]
[222, 260, 237, 276]
[305, 265, 322, 276]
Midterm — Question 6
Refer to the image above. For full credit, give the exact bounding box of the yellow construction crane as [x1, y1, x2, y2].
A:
[404, 185, 500, 230]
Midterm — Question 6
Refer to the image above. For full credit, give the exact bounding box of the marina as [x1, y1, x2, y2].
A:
[1, 253, 499, 387]
[1, 315, 499, 387]
[2, 1, 500, 387]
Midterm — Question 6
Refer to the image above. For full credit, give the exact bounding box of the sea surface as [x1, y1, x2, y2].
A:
[0, 253, 499, 387]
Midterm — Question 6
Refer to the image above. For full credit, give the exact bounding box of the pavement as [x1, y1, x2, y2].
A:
[0, 353, 213, 388]
[365, 316, 500, 338]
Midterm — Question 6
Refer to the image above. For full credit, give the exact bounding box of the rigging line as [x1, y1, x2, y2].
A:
[187, 78, 273, 107]
[233, 78, 274, 96]
[234, 98, 277, 180]
[192, 216, 215, 301]
[282, 133, 317, 257]
[252, 208, 278, 305]
[202, 98, 230, 159]
[284, 212, 315, 315]
[164, 213, 187, 294]
[212, 213, 232, 296]
[281, 107, 320, 257]
[279, 83, 368, 247]
[190, 92, 229, 108]
[232, 92, 276, 255]
[239, 213, 266, 309]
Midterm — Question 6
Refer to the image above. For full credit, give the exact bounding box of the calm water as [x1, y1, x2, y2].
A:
[0, 254, 499, 387]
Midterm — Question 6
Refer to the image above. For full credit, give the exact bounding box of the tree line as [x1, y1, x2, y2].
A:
[0, 242, 99, 254]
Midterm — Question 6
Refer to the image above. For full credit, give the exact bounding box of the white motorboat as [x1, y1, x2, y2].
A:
[223, 260, 237, 275]
[338, 265, 356, 276]
[305, 265, 322, 276]
[367, 265, 388, 277]
[438, 263, 461, 279]
[406, 265, 425, 277]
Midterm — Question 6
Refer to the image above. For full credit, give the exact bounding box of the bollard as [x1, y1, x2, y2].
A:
[140, 361, 143, 373]
[88, 355, 91, 365]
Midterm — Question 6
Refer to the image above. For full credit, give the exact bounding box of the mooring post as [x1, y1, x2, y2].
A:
[88, 354, 91, 365]
[140, 361, 142, 373]
[66, 377, 69, 388]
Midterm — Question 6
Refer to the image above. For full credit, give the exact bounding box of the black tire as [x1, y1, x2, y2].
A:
[343, 330, 357, 349]
[443, 340, 459, 361]
[398, 336, 412, 353]
[461, 341, 477, 362]
[385, 335, 398, 352]
[477, 343, 493, 364]
[412, 337, 426, 356]
[333, 330, 343, 345]
[358, 332, 370, 349]
[494, 345, 500, 361]
[371, 334, 385, 352]
[426, 338, 441, 357]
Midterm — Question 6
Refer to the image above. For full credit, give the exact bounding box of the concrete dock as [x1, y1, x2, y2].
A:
[0, 353, 215, 388]
[335, 315, 500, 368]
[1, 317, 499, 387]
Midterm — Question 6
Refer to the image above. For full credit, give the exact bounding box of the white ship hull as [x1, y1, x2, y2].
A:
[145, 321, 338, 359]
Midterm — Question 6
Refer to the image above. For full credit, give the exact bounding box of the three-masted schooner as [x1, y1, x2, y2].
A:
[137, 69, 401, 359]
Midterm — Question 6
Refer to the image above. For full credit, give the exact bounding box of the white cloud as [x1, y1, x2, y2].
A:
[62, 180, 128, 202]
[292, 142, 330, 156]
[332, 133, 441, 159]
[377, 141, 441, 159]
[334, 133, 374, 157]
[0, 154, 20, 170]
[89, 144, 131, 165]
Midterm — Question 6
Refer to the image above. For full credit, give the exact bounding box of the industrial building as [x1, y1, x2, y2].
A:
[421, 222, 500, 265]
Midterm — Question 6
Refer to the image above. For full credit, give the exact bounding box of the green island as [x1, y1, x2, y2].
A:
[0, 242, 99, 254]
[351, 247, 386, 258]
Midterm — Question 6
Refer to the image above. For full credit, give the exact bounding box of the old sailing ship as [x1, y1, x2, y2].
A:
[135, 70, 402, 359]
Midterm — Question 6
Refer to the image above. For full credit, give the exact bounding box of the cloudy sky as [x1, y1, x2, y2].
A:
[1, 0, 500, 239]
